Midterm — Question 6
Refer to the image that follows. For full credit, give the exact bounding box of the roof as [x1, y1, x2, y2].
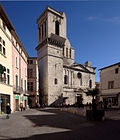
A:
[0, 3, 15, 31]
[37, 6, 63, 24]
[99, 62, 120, 71]
[63, 64, 95, 75]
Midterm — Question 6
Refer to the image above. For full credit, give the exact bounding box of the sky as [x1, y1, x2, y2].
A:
[1, 1, 120, 82]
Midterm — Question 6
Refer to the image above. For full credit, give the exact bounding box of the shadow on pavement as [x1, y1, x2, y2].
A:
[8, 108, 120, 140]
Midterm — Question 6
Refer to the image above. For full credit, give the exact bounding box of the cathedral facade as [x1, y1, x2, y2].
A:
[36, 7, 96, 106]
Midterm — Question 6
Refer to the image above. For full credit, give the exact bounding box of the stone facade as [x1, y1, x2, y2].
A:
[36, 6, 96, 106]
[100, 62, 120, 107]
[27, 57, 39, 107]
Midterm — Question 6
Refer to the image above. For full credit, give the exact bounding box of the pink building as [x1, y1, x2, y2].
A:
[12, 31, 29, 112]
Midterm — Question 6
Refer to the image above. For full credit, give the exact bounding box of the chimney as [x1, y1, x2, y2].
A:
[85, 61, 91, 67]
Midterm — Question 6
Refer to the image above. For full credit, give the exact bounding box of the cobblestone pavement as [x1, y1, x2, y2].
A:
[0, 108, 120, 140]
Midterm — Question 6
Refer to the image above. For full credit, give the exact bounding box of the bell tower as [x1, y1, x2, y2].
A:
[36, 7, 66, 106]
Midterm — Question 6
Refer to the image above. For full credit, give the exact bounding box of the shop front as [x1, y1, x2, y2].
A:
[15, 94, 19, 111]
[102, 93, 119, 108]
[0, 94, 10, 114]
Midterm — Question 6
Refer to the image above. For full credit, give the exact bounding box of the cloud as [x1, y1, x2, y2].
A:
[87, 16, 120, 23]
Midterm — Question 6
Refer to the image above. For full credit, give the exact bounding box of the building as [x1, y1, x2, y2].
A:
[0, 4, 14, 113]
[36, 7, 96, 106]
[100, 62, 120, 108]
[27, 57, 39, 107]
[0, 4, 29, 113]
[12, 31, 29, 112]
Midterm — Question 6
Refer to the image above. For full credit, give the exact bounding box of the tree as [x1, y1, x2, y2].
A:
[86, 88, 99, 100]
[86, 88, 99, 110]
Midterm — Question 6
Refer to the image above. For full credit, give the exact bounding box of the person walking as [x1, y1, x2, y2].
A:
[20, 103, 23, 111]
[6, 103, 11, 119]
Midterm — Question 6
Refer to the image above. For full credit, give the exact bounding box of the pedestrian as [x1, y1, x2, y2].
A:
[20, 103, 23, 111]
[6, 103, 11, 119]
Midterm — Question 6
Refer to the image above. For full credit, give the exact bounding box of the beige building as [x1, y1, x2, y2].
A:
[100, 62, 120, 108]
[27, 57, 39, 107]
[0, 4, 14, 113]
[0, 4, 29, 113]
[36, 6, 96, 106]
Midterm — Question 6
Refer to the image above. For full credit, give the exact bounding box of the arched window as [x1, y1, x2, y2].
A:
[55, 78, 58, 84]
[16, 75, 18, 89]
[55, 21, 59, 35]
[77, 73, 82, 85]
[64, 75, 68, 84]
[89, 80, 92, 88]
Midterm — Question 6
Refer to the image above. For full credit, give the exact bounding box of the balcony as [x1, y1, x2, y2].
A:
[13, 85, 28, 94]
[0, 77, 6, 84]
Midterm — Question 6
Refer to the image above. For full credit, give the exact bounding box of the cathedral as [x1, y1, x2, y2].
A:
[36, 6, 96, 106]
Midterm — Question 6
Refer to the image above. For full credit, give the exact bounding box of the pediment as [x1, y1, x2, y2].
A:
[70, 63, 90, 73]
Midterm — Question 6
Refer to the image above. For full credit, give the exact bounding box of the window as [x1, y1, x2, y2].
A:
[7, 75, 10, 85]
[31, 82, 33, 91]
[16, 75, 18, 90]
[3, 21, 6, 30]
[3, 47, 5, 55]
[24, 80, 26, 92]
[0, 44, 2, 52]
[21, 79, 23, 89]
[66, 48, 68, 57]
[3, 40, 5, 46]
[3, 73, 6, 83]
[70, 49, 71, 58]
[16, 42, 17, 47]
[27, 60, 29, 64]
[55, 21, 59, 35]
[39, 27, 41, 42]
[7, 69, 10, 73]
[27, 82, 29, 91]
[16, 57, 18, 68]
[63, 47, 64, 56]
[42, 24, 43, 40]
[45, 21, 46, 37]
[108, 81, 114, 89]
[115, 68, 119, 74]
[28, 82, 33, 91]
[55, 78, 58, 84]
[29, 69, 33, 78]
[89, 80, 92, 88]
[64, 75, 68, 84]
[30, 60, 33, 64]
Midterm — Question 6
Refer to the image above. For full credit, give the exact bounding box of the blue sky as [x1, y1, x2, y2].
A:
[1, 1, 120, 82]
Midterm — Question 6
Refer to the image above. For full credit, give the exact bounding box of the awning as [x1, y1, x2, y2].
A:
[24, 96, 27, 100]
[21, 96, 24, 101]
[15, 95, 19, 100]
[101, 93, 119, 98]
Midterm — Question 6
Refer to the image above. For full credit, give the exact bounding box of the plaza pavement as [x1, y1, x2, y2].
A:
[0, 108, 120, 140]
